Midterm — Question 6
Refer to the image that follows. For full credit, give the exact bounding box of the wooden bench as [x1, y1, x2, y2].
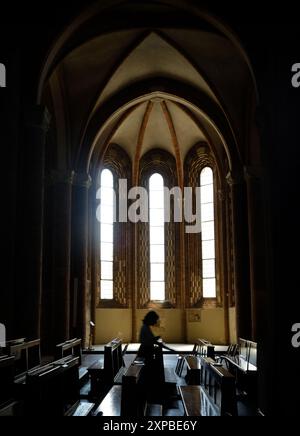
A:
[88, 338, 126, 397]
[93, 355, 145, 417]
[224, 338, 257, 398]
[25, 355, 81, 416]
[1, 339, 92, 416]
[121, 358, 146, 416]
[180, 358, 237, 416]
[195, 339, 215, 359]
[184, 355, 201, 385]
[176, 339, 215, 380]
[0, 338, 26, 356]
[94, 385, 122, 416]
[0, 356, 20, 416]
[95, 346, 164, 417]
[9, 339, 41, 381]
[55, 338, 89, 387]
[224, 338, 257, 372]
[55, 338, 82, 365]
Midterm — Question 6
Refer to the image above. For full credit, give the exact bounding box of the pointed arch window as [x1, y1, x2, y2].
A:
[100, 169, 115, 300]
[149, 173, 165, 301]
[200, 167, 216, 298]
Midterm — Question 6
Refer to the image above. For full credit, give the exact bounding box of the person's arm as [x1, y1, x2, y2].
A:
[154, 337, 176, 353]
[161, 342, 176, 353]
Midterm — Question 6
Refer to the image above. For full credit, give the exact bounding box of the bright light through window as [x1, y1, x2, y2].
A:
[200, 167, 216, 298]
[149, 173, 165, 301]
[100, 169, 114, 300]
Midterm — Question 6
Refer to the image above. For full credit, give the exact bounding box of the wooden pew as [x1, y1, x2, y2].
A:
[224, 338, 257, 398]
[0, 356, 22, 416]
[88, 338, 126, 397]
[224, 338, 257, 372]
[121, 358, 146, 416]
[177, 339, 216, 382]
[55, 338, 82, 365]
[94, 346, 164, 417]
[93, 355, 145, 417]
[179, 358, 237, 416]
[121, 354, 164, 416]
[195, 339, 215, 359]
[0, 339, 42, 414]
[0, 338, 26, 356]
[9, 339, 41, 381]
[1, 338, 94, 416]
[184, 355, 201, 385]
[55, 338, 88, 387]
[25, 355, 81, 416]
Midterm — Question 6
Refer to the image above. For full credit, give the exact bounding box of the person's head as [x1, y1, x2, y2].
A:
[143, 311, 159, 326]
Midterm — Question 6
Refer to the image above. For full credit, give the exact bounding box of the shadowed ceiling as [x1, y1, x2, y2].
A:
[43, 5, 256, 173]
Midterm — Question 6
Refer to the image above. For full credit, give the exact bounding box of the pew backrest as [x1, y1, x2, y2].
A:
[104, 338, 124, 383]
[88, 338, 125, 397]
[121, 361, 145, 416]
[199, 357, 237, 416]
[55, 338, 82, 365]
[25, 355, 80, 416]
[237, 338, 257, 372]
[195, 339, 215, 359]
[9, 339, 41, 378]
[0, 356, 15, 407]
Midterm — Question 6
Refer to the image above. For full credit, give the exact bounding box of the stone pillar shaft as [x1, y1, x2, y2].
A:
[18, 106, 50, 339]
[245, 166, 269, 341]
[227, 174, 252, 339]
[71, 174, 91, 348]
[50, 171, 73, 344]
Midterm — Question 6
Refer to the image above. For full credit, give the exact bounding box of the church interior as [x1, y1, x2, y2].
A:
[1, 0, 300, 417]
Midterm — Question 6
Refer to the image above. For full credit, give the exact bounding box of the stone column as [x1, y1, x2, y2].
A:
[217, 188, 230, 344]
[49, 170, 74, 344]
[227, 172, 252, 340]
[244, 165, 272, 414]
[132, 224, 138, 342]
[244, 166, 269, 341]
[71, 173, 92, 348]
[180, 214, 187, 342]
[19, 106, 50, 340]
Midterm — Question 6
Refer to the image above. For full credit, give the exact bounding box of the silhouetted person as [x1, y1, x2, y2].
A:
[137, 311, 175, 403]
[138, 311, 161, 363]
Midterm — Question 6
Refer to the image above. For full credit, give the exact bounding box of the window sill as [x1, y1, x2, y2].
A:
[147, 300, 175, 309]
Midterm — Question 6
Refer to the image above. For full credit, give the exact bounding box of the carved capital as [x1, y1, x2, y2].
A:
[226, 171, 243, 186]
[25, 105, 51, 132]
[244, 165, 264, 181]
[73, 172, 92, 189]
[217, 189, 225, 202]
[46, 170, 74, 186]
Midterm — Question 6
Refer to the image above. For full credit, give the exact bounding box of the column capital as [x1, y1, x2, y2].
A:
[46, 170, 75, 186]
[244, 165, 264, 181]
[73, 172, 92, 189]
[217, 189, 225, 202]
[25, 105, 51, 132]
[226, 171, 243, 187]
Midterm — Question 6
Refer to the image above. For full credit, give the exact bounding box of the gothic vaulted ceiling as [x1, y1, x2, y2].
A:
[42, 1, 257, 173]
